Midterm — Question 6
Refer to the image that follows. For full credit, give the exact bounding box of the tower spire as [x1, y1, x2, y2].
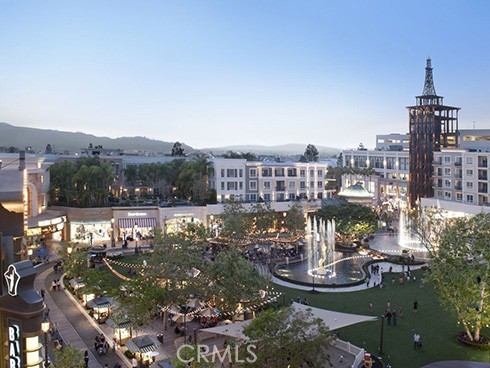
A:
[422, 57, 437, 96]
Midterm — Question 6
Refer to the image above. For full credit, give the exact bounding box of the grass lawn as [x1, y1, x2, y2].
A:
[274, 269, 490, 368]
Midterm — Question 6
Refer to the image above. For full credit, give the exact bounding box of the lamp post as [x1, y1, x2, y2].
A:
[311, 270, 318, 293]
[378, 315, 385, 355]
[67, 246, 72, 257]
[41, 316, 50, 367]
[111, 218, 115, 248]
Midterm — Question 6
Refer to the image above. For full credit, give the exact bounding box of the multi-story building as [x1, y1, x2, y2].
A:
[209, 158, 329, 203]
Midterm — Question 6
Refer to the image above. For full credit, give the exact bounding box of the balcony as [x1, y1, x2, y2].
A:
[479, 160, 488, 168]
[454, 185, 462, 190]
[275, 186, 286, 192]
[454, 173, 462, 179]
[478, 186, 488, 194]
[454, 161, 462, 167]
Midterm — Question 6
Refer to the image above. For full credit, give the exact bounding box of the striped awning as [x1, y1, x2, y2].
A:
[125, 336, 157, 354]
[118, 218, 157, 229]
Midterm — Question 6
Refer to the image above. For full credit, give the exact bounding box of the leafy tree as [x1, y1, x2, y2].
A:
[302, 144, 319, 162]
[220, 202, 251, 239]
[283, 203, 305, 235]
[53, 345, 85, 368]
[172, 142, 185, 156]
[424, 213, 490, 342]
[49, 160, 77, 205]
[238, 307, 333, 367]
[45, 144, 53, 154]
[206, 246, 267, 311]
[336, 152, 343, 168]
[317, 203, 376, 242]
[251, 202, 276, 235]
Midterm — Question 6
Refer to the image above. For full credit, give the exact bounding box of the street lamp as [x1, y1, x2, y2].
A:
[67, 246, 73, 256]
[378, 315, 385, 355]
[41, 316, 50, 367]
[111, 218, 115, 248]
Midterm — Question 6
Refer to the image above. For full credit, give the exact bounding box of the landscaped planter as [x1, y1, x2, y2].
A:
[456, 332, 490, 349]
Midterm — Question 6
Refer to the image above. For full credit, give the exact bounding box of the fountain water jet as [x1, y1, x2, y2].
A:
[306, 217, 336, 277]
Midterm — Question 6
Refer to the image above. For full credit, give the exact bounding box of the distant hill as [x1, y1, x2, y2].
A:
[0, 122, 193, 154]
[203, 143, 341, 157]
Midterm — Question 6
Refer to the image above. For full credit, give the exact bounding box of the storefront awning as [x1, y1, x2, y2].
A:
[125, 335, 158, 354]
[86, 296, 113, 309]
[107, 319, 132, 329]
[118, 218, 157, 229]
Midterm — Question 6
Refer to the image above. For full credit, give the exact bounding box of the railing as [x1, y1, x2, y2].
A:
[479, 160, 488, 168]
[275, 186, 286, 192]
[478, 175, 488, 181]
[455, 161, 462, 166]
[332, 338, 365, 368]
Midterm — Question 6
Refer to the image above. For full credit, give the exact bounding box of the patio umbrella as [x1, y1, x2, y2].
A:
[172, 314, 190, 324]
[218, 319, 233, 326]
[186, 298, 204, 310]
[199, 307, 219, 317]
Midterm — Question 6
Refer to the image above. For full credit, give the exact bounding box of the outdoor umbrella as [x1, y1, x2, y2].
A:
[172, 314, 190, 324]
[186, 298, 204, 310]
[199, 307, 219, 317]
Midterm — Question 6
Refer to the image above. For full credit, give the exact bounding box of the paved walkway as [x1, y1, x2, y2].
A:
[421, 361, 490, 368]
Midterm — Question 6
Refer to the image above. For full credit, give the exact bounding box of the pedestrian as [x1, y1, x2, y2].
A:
[413, 300, 418, 313]
[56, 279, 62, 290]
[418, 336, 423, 349]
[413, 333, 420, 349]
[387, 301, 391, 311]
[368, 302, 373, 312]
[84, 350, 89, 367]
[398, 306, 403, 317]
[392, 310, 397, 326]
[40, 288, 45, 300]
[366, 278, 370, 287]
[51, 280, 56, 291]
[132, 356, 138, 368]
[385, 311, 392, 325]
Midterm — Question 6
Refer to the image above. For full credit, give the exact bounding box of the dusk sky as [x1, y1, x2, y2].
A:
[1, 1, 489, 150]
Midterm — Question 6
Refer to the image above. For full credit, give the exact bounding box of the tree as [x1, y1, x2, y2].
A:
[238, 307, 333, 367]
[283, 203, 305, 235]
[317, 202, 377, 243]
[172, 142, 185, 156]
[336, 153, 343, 168]
[45, 144, 53, 154]
[251, 202, 276, 235]
[206, 246, 267, 311]
[53, 345, 85, 368]
[425, 213, 490, 342]
[303, 144, 319, 162]
[220, 202, 251, 239]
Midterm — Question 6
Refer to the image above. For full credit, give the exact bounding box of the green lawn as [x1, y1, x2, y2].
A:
[273, 269, 490, 368]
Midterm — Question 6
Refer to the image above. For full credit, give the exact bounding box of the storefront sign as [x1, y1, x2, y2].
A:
[127, 212, 147, 217]
[4, 264, 21, 297]
[38, 216, 66, 227]
[173, 213, 193, 217]
[8, 323, 21, 368]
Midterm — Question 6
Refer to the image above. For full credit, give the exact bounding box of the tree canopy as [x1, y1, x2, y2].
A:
[238, 306, 333, 367]
[426, 212, 490, 342]
[300, 144, 319, 162]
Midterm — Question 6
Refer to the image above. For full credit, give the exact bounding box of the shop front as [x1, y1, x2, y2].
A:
[114, 208, 159, 245]
[160, 206, 207, 235]
[26, 212, 66, 256]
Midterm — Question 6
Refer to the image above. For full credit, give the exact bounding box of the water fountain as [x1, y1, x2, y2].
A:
[398, 210, 426, 251]
[274, 217, 368, 286]
[305, 217, 336, 277]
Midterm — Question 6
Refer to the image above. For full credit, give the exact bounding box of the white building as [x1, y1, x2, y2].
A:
[209, 158, 330, 203]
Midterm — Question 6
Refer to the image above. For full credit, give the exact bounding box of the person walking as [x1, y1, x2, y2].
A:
[84, 350, 89, 367]
[132, 356, 138, 368]
[413, 300, 419, 313]
[368, 302, 373, 312]
[413, 333, 420, 349]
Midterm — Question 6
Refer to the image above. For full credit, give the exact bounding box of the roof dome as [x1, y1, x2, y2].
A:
[338, 182, 374, 199]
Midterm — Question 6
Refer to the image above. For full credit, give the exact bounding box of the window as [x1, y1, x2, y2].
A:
[456, 192, 463, 201]
[227, 182, 237, 190]
[399, 157, 409, 171]
[300, 181, 306, 189]
[444, 179, 451, 188]
[317, 181, 323, 189]
[239, 182, 243, 190]
[300, 170, 306, 177]
[317, 193, 323, 199]
[372, 157, 384, 169]
[274, 168, 285, 177]
[289, 193, 296, 200]
[466, 169, 474, 176]
[466, 182, 473, 189]
[444, 168, 451, 176]
[250, 169, 257, 178]
[444, 191, 452, 200]
[262, 168, 272, 177]
[386, 157, 396, 169]
[289, 181, 296, 189]
[287, 168, 297, 177]
[250, 194, 257, 202]
[264, 181, 271, 189]
[437, 168, 442, 176]
[227, 169, 237, 177]
[264, 193, 271, 201]
[250, 181, 257, 190]
[466, 194, 474, 204]
[310, 170, 314, 176]
[466, 157, 474, 165]
[318, 170, 323, 177]
[221, 169, 225, 177]
[310, 181, 314, 188]
[239, 169, 243, 178]
[444, 156, 451, 164]
[221, 182, 225, 190]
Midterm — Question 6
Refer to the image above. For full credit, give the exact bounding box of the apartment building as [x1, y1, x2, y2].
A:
[209, 158, 329, 203]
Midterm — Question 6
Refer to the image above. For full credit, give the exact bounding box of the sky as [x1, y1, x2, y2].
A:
[1, 1, 489, 150]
